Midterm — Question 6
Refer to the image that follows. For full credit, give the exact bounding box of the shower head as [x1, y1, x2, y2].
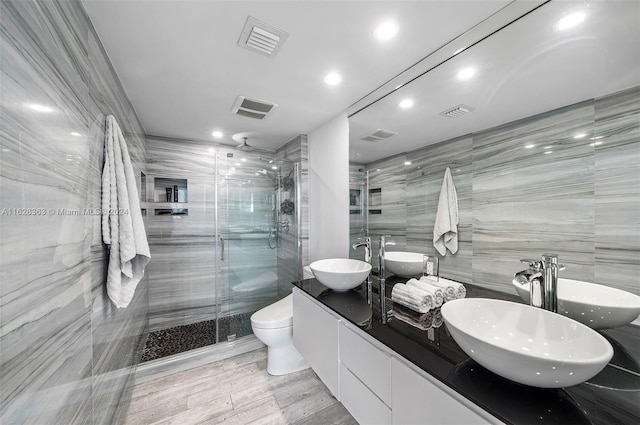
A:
[236, 137, 255, 151]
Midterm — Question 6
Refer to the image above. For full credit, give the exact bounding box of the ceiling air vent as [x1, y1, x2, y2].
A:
[231, 96, 277, 120]
[440, 104, 475, 118]
[238, 16, 289, 58]
[361, 129, 398, 142]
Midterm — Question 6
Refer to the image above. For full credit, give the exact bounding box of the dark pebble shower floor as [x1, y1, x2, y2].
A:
[140, 312, 253, 362]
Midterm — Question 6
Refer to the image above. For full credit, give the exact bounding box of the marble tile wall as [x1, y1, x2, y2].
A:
[472, 101, 595, 292]
[407, 135, 473, 284]
[1, 1, 148, 424]
[359, 85, 639, 296]
[144, 136, 217, 332]
[594, 86, 640, 296]
[276, 134, 309, 271]
[366, 154, 408, 271]
[349, 164, 366, 261]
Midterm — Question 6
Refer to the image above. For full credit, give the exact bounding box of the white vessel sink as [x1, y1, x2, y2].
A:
[512, 278, 640, 329]
[384, 251, 424, 277]
[441, 298, 613, 388]
[309, 258, 371, 292]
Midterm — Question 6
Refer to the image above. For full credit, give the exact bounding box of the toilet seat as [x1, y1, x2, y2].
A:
[251, 295, 293, 329]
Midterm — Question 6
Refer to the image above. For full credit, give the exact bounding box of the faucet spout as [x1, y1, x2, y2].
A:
[541, 253, 560, 313]
[378, 235, 396, 324]
[352, 237, 372, 263]
[352, 237, 373, 306]
[516, 254, 565, 313]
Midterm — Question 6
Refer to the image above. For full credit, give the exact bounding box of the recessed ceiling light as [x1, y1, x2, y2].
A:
[525, 144, 536, 149]
[399, 99, 414, 109]
[544, 151, 553, 154]
[457, 67, 476, 80]
[71, 132, 82, 137]
[554, 11, 586, 31]
[324, 72, 342, 86]
[373, 21, 399, 41]
[26, 103, 54, 113]
[544, 146, 553, 149]
[241, 157, 247, 162]
[212, 131, 223, 138]
[404, 161, 412, 165]
[590, 141, 603, 146]
[573, 133, 587, 139]
[272, 166, 278, 170]
[208, 148, 216, 153]
[235, 162, 241, 166]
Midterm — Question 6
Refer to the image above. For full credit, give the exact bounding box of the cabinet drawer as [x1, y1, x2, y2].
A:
[340, 364, 392, 425]
[391, 357, 496, 425]
[339, 322, 391, 405]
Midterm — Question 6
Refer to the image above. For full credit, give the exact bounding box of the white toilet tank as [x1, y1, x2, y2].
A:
[251, 294, 293, 329]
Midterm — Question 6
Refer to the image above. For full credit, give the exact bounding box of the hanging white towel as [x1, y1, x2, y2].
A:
[102, 115, 150, 308]
[433, 167, 459, 256]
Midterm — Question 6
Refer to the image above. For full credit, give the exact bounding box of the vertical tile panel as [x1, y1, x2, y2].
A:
[366, 155, 408, 270]
[145, 136, 216, 331]
[594, 86, 640, 295]
[406, 135, 473, 283]
[1, 1, 150, 423]
[471, 101, 595, 293]
[1, 1, 93, 423]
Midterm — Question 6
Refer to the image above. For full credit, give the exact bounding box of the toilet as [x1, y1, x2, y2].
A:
[251, 294, 309, 375]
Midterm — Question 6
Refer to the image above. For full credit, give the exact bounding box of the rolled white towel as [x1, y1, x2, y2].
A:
[420, 276, 456, 302]
[427, 276, 466, 299]
[453, 281, 466, 299]
[402, 281, 437, 310]
[432, 309, 444, 328]
[407, 278, 444, 307]
[391, 283, 432, 313]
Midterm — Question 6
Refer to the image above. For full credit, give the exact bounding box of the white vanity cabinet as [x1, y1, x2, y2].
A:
[292, 288, 340, 398]
[292, 288, 500, 425]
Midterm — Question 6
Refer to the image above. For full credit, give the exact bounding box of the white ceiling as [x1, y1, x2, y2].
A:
[81, 0, 514, 152]
[82, 1, 640, 162]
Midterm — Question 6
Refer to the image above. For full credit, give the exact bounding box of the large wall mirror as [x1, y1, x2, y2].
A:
[348, 0, 640, 299]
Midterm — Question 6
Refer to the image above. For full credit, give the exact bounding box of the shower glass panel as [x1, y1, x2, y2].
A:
[217, 154, 300, 343]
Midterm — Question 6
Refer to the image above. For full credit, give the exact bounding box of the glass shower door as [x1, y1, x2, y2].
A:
[216, 154, 282, 342]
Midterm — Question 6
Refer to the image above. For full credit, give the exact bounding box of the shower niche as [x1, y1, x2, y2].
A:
[151, 177, 189, 216]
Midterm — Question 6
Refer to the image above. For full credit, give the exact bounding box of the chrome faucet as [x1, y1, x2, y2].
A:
[352, 237, 372, 263]
[352, 237, 372, 305]
[378, 235, 396, 323]
[518, 254, 565, 312]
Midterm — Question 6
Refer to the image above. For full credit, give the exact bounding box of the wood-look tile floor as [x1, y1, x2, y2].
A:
[124, 348, 358, 425]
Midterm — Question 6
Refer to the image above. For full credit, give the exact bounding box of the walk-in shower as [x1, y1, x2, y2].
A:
[141, 152, 300, 362]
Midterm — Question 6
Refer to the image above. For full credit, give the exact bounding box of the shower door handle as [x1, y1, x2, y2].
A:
[220, 236, 225, 261]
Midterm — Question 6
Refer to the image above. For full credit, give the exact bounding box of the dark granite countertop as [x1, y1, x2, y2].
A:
[292, 276, 640, 425]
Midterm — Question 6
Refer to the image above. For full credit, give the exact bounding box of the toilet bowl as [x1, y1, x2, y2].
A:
[251, 294, 309, 375]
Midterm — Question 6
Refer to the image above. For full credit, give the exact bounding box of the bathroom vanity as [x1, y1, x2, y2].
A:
[292, 278, 640, 425]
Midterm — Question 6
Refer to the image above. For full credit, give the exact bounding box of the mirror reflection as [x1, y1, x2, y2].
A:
[349, 0, 640, 307]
